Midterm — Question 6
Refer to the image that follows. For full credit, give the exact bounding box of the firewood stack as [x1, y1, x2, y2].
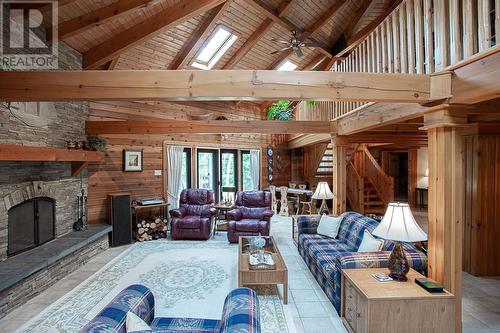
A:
[133, 217, 168, 241]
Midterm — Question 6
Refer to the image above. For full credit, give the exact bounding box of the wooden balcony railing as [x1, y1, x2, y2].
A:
[296, 0, 500, 121]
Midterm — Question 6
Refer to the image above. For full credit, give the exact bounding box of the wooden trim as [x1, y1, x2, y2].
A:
[0, 144, 104, 162]
[86, 120, 331, 134]
[0, 70, 432, 103]
[168, 1, 231, 70]
[83, 0, 226, 69]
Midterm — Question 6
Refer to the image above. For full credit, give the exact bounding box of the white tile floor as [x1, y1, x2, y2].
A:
[1, 216, 498, 333]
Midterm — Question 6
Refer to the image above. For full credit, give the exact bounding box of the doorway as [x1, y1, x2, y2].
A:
[388, 152, 409, 202]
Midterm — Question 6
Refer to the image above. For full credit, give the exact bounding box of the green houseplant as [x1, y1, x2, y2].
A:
[267, 100, 294, 121]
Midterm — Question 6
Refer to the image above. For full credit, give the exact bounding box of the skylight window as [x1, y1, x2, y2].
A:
[277, 60, 298, 71]
[192, 26, 237, 70]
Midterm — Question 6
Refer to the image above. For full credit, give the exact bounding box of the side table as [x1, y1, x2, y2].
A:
[341, 268, 455, 333]
[214, 204, 233, 235]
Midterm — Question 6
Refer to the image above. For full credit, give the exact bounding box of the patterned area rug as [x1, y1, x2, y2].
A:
[16, 240, 292, 333]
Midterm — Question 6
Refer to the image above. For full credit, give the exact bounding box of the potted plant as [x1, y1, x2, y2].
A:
[267, 100, 294, 121]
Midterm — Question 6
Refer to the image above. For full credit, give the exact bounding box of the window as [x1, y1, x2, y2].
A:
[192, 26, 238, 70]
[181, 148, 192, 190]
[240, 150, 253, 191]
[277, 60, 298, 71]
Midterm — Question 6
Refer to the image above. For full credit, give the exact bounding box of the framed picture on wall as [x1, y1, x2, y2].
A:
[123, 149, 143, 172]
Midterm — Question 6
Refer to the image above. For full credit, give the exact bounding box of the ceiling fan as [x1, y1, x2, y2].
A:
[271, 30, 321, 57]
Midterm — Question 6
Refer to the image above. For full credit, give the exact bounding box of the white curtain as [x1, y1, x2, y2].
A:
[167, 145, 184, 209]
[249, 149, 260, 191]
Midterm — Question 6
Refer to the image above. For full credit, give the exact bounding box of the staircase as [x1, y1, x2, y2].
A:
[346, 147, 394, 215]
[316, 143, 333, 177]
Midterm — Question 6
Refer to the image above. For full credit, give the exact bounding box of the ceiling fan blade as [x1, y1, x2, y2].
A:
[271, 38, 292, 44]
[295, 46, 304, 57]
[296, 31, 310, 41]
[301, 42, 322, 48]
[271, 47, 292, 55]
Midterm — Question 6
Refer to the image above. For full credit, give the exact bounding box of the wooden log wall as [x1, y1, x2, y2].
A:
[296, 0, 500, 121]
[87, 100, 290, 224]
[463, 135, 500, 276]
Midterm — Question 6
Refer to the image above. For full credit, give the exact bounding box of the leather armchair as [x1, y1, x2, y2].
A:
[169, 189, 216, 240]
[227, 191, 273, 243]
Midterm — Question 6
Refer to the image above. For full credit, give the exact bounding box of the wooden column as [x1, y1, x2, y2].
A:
[425, 105, 467, 333]
[332, 136, 348, 215]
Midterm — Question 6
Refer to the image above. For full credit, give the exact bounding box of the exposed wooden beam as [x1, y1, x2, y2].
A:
[104, 57, 120, 70]
[223, 18, 274, 69]
[337, 0, 402, 57]
[302, 54, 327, 70]
[344, 0, 373, 39]
[267, 0, 347, 69]
[277, 0, 294, 17]
[287, 133, 331, 149]
[58, 0, 155, 40]
[0, 70, 432, 103]
[83, 0, 226, 69]
[169, 1, 231, 70]
[245, 0, 332, 58]
[449, 47, 500, 104]
[334, 103, 427, 135]
[86, 120, 331, 134]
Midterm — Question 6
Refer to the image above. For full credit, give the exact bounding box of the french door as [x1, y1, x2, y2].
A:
[197, 149, 219, 200]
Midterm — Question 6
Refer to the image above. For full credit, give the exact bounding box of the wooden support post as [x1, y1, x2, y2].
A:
[332, 136, 348, 215]
[425, 105, 465, 333]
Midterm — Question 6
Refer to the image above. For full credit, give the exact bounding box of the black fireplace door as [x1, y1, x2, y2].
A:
[8, 197, 55, 256]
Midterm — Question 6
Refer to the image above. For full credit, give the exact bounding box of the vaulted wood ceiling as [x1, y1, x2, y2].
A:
[57, 0, 397, 71]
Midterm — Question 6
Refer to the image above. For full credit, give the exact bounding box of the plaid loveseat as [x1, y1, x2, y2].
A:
[79, 284, 260, 333]
[297, 212, 427, 313]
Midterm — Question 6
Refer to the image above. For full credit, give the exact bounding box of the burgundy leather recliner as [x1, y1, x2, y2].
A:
[227, 191, 274, 243]
[169, 189, 216, 240]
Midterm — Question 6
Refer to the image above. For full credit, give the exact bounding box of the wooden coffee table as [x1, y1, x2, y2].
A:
[238, 236, 288, 304]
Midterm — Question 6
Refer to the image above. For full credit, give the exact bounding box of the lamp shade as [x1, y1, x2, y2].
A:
[372, 202, 427, 242]
[312, 182, 334, 200]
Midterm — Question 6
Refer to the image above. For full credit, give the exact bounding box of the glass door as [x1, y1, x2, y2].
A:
[197, 149, 219, 201]
[220, 149, 238, 204]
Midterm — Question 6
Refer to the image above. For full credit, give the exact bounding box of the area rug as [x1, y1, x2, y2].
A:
[16, 240, 293, 333]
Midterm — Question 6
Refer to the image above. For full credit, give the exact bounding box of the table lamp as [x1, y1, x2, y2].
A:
[372, 202, 427, 281]
[312, 182, 334, 215]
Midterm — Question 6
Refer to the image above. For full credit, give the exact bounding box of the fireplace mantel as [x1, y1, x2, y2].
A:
[0, 144, 104, 176]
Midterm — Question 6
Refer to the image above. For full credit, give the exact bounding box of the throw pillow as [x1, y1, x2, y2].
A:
[357, 230, 384, 252]
[316, 215, 343, 238]
[126, 311, 152, 333]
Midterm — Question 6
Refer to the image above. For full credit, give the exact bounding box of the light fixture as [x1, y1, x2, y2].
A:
[312, 182, 334, 215]
[372, 202, 427, 281]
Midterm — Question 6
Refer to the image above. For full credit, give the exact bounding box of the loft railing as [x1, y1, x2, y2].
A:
[296, 0, 500, 121]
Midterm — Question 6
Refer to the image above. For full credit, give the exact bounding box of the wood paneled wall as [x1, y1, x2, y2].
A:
[463, 135, 500, 276]
[87, 100, 290, 224]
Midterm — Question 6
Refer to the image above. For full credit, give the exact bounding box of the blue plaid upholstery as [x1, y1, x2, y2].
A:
[297, 212, 428, 314]
[79, 284, 155, 333]
[80, 286, 260, 333]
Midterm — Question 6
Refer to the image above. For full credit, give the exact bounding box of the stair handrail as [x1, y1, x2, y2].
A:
[362, 147, 394, 205]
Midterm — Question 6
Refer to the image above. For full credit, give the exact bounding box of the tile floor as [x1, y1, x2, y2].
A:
[0, 215, 499, 333]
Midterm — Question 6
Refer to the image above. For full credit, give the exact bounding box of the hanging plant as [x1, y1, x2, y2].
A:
[267, 100, 294, 121]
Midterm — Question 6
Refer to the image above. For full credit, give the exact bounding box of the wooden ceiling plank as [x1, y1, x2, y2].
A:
[58, 0, 155, 40]
[0, 70, 432, 103]
[85, 120, 331, 134]
[266, 0, 348, 69]
[169, 1, 232, 70]
[244, 0, 332, 58]
[83, 0, 226, 69]
[223, 17, 274, 69]
[337, 0, 403, 57]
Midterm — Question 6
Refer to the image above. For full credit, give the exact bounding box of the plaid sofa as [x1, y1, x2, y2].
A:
[79, 284, 260, 333]
[297, 211, 427, 314]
